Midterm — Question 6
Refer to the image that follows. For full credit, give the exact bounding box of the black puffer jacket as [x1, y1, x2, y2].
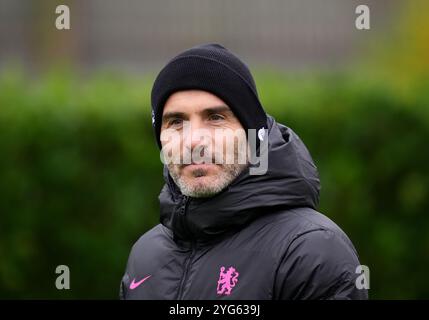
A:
[120, 115, 368, 300]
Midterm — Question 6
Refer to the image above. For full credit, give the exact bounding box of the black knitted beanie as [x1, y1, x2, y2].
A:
[151, 43, 268, 149]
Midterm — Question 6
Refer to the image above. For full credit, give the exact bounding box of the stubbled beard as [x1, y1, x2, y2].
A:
[168, 162, 247, 198]
[167, 142, 248, 198]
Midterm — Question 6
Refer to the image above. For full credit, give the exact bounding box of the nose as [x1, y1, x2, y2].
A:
[183, 117, 209, 150]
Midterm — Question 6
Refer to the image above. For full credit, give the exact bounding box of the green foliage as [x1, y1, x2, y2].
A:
[0, 68, 428, 298]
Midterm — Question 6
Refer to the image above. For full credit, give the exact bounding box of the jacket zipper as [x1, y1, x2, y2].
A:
[176, 242, 196, 299]
[176, 196, 196, 300]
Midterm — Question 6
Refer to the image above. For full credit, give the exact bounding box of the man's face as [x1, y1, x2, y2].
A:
[160, 90, 248, 198]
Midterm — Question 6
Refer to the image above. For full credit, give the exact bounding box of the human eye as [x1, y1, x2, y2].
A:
[168, 118, 183, 127]
[208, 114, 225, 121]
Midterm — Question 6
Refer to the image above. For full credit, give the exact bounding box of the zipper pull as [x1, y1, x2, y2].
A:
[179, 195, 189, 215]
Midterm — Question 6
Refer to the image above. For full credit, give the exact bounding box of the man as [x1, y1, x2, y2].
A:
[120, 43, 368, 300]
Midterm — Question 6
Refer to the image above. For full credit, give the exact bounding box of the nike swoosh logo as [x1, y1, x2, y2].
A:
[129, 275, 151, 290]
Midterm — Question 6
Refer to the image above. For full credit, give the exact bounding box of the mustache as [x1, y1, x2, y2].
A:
[170, 145, 223, 168]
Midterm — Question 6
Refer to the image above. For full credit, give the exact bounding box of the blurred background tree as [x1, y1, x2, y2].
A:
[0, 0, 428, 299]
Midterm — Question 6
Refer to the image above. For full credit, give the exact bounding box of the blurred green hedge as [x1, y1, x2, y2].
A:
[0, 68, 428, 299]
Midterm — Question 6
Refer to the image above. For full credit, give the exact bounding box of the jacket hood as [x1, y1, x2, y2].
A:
[159, 114, 321, 243]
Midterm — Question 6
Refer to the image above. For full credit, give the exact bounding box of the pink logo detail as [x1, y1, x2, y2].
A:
[217, 266, 239, 296]
[129, 275, 151, 290]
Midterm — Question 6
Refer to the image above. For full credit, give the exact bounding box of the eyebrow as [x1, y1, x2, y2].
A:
[162, 105, 233, 123]
[203, 105, 234, 116]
